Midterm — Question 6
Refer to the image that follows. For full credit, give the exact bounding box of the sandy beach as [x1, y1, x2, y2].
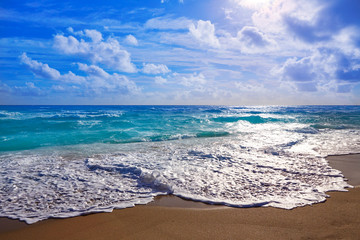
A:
[0, 154, 359, 240]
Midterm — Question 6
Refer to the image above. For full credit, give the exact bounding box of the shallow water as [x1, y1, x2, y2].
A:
[0, 105, 359, 223]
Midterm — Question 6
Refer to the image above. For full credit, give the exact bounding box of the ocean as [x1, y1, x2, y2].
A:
[0, 105, 359, 224]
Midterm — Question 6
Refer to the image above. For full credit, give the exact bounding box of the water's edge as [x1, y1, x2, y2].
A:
[0, 153, 358, 228]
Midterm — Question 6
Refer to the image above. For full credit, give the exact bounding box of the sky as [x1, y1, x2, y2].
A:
[0, 0, 360, 105]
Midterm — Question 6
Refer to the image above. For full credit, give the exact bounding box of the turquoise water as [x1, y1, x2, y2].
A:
[1, 105, 359, 152]
[0, 105, 359, 223]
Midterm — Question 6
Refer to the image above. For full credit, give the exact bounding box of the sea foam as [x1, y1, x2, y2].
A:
[0, 106, 359, 223]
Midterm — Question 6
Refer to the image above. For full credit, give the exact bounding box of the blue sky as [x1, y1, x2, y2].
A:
[1, 0, 360, 105]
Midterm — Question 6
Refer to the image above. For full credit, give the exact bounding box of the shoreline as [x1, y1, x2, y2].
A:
[326, 154, 360, 186]
[1, 153, 359, 239]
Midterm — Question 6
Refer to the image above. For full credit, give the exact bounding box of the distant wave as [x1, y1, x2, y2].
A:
[211, 115, 284, 124]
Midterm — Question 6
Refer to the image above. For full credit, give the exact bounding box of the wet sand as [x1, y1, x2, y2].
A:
[327, 154, 360, 186]
[1, 154, 359, 240]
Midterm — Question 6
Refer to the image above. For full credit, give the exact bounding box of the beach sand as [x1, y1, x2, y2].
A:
[1, 154, 359, 240]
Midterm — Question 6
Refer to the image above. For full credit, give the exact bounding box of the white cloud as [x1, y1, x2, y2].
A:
[189, 20, 220, 48]
[13, 82, 44, 96]
[219, 26, 276, 53]
[61, 71, 87, 84]
[54, 31, 137, 73]
[145, 16, 193, 30]
[280, 57, 317, 82]
[53, 35, 83, 54]
[19, 53, 140, 96]
[276, 47, 360, 92]
[235, 80, 264, 92]
[124, 34, 138, 46]
[67, 27, 74, 33]
[20, 53, 61, 80]
[77, 63, 109, 78]
[20, 53, 87, 84]
[66, 27, 84, 36]
[142, 63, 171, 75]
[84, 29, 103, 43]
[276, 54, 326, 92]
[251, 0, 306, 34]
[154, 76, 167, 84]
[223, 0, 325, 54]
[331, 27, 360, 57]
[51, 85, 66, 92]
[245, 0, 334, 49]
[177, 72, 206, 87]
[76, 63, 140, 95]
[161, 0, 184, 3]
[233, 0, 273, 10]
[237, 26, 272, 47]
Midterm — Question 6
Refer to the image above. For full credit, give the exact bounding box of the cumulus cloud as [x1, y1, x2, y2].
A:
[66, 27, 85, 36]
[20, 53, 61, 80]
[237, 26, 272, 47]
[189, 20, 220, 48]
[54, 30, 137, 73]
[124, 34, 138, 46]
[251, 0, 319, 35]
[142, 63, 171, 75]
[83, 69, 140, 94]
[277, 47, 360, 92]
[216, 26, 275, 53]
[188, 20, 274, 52]
[280, 57, 317, 82]
[20, 53, 86, 84]
[84, 29, 103, 43]
[19, 53, 140, 96]
[77, 63, 109, 78]
[277, 53, 326, 92]
[282, 0, 360, 44]
[177, 72, 206, 87]
[60, 71, 87, 84]
[74, 63, 140, 95]
[238, 0, 360, 94]
[283, 14, 336, 43]
[245, 0, 360, 50]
